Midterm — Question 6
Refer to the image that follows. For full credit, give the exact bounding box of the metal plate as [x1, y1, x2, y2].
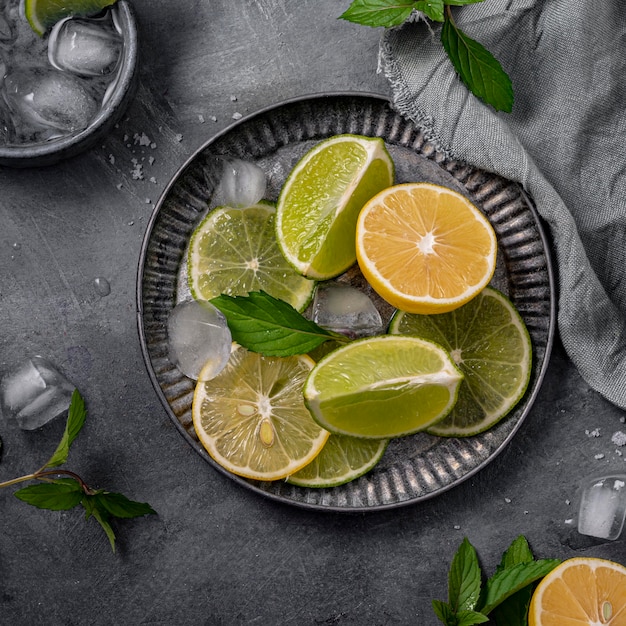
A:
[137, 93, 555, 512]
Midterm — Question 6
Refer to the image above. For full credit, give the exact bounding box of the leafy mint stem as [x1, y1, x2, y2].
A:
[0, 390, 156, 552]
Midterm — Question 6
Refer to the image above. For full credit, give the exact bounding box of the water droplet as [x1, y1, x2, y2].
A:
[93, 277, 111, 296]
[12, 242, 21, 250]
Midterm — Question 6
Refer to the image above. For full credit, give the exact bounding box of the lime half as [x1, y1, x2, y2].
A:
[303, 335, 463, 439]
[25, 0, 117, 36]
[287, 434, 388, 488]
[390, 286, 532, 436]
[275, 134, 394, 280]
[188, 202, 315, 311]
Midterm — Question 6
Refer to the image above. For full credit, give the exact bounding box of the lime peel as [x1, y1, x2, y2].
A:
[25, 0, 118, 36]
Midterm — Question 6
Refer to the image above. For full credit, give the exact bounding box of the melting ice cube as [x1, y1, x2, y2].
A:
[578, 475, 626, 540]
[2, 67, 99, 142]
[168, 300, 232, 381]
[312, 284, 384, 338]
[0, 356, 76, 430]
[213, 158, 267, 208]
[48, 16, 122, 77]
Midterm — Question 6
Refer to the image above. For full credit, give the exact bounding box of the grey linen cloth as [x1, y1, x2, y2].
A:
[379, 0, 626, 408]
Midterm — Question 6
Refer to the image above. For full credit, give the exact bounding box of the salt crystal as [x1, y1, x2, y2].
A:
[230, 95, 237, 102]
[175, 134, 183, 142]
[595, 453, 606, 460]
[232, 112, 242, 120]
[612, 431, 626, 446]
[586, 428, 601, 437]
[198, 114, 205, 123]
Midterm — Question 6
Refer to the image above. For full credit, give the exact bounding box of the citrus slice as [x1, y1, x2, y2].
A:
[528, 557, 626, 626]
[356, 182, 497, 314]
[287, 434, 388, 488]
[25, 0, 117, 36]
[390, 286, 532, 436]
[303, 335, 463, 439]
[192, 345, 329, 481]
[188, 202, 315, 311]
[275, 134, 394, 280]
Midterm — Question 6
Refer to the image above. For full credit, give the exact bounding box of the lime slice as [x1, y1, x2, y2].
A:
[25, 0, 117, 36]
[303, 335, 463, 439]
[275, 134, 394, 280]
[287, 434, 388, 488]
[192, 345, 330, 481]
[188, 202, 315, 311]
[389, 286, 532, 436]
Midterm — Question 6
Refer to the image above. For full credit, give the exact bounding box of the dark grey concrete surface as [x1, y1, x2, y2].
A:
[1, 2, 625, 624]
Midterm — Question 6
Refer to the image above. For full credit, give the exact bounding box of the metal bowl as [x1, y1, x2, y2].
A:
[0, 1, 138, 168]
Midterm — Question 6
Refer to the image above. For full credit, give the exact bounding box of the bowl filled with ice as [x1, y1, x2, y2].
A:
[0, 0, 138, 167]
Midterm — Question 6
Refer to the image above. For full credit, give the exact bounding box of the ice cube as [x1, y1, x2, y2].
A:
[312, 284, 384, 338]
[577, 475, 626, 540]
[2, 67, 99, 142]
[213, 158, 267, 208]
[168, 300, 232, 381]
[48, 16, 122, 77]
[0, 356, 76, 430]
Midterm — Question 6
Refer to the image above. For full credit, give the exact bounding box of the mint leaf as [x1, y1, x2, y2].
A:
[93, 491, 156, 519]
[448, 537, 483, 613]
[14, 478, 83, 510]
[83, 496, 117, 552]
[211, 291, 345, 356]
[480, 559, 560, 614]
[496, 535, 534, 573]
[416, 0, 445, 22]
[455, 611, 490, 626]
[340, 0, 416, 27]
[490, 587, 534, 626]
[432, 600, 455, 625]
[44, 389, 87, 469]
[440, 13, 513, 112]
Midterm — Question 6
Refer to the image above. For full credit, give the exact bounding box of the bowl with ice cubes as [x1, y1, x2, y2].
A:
[0, 0, 138, 167]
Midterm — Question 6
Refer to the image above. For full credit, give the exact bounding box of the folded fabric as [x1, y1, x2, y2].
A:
[379, 0, 626, 408]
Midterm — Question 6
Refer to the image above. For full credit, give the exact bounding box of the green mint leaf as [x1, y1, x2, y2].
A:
[440, 14, 513, 112]
[211, 291, 344, 356]
[448, 537, 483, 613]
[340, 0, 416, 27]
[455, 610, 490, 626]
[432, 599, 456, 625]
[496, 535, 534, 573]
[14, 478, 83, 510]
[480, 559, 561, 614]
[93, 491, 156, 519]
[82, 495, 117, 552]
[44, 389, 87, 469]
[415, 0, 445, 22]
[490, 586, 534, 626]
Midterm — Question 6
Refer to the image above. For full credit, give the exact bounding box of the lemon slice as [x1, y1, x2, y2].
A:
[390, 287, 532, 436]
[275, 134, 394, 280]
[25, 0, 117, 36]
[303, 335, 463, 439]
[356, 182, 497, 314]
[287, 434, 388, 488]
[188, 202, 315, 311]
[528, 558, 626, 626]
[192, 345, 329, 481]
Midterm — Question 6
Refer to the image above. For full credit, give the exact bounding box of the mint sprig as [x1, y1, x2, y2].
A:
[0, 390, 156, 552]
[341, 0, 514, 112]
[211, 291, 349, 356]
[433, 536, 560, 625]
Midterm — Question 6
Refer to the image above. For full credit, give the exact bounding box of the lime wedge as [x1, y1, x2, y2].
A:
[287, 434, 388, 488]
[303, 335, 463, 439]
[389, 286, 532, 436]
[25, 0, 117, 36]
[188, 202, 315, 311]
[275, 134, 394, 280]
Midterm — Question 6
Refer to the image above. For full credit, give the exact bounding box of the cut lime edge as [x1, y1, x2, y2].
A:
[25, 0, 118, 36]
[187, 201, 316, 312]
[389, 286, 533, 437]
[303, 335, 464, 439]
[286, 436, 389, 488]
[275, 134, 394, 280]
